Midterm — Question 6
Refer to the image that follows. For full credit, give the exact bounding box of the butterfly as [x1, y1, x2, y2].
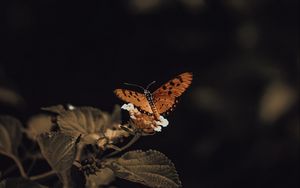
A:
[114, 72, 193, 120]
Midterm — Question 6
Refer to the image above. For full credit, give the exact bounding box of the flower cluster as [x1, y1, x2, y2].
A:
[121, 103, 169, 133]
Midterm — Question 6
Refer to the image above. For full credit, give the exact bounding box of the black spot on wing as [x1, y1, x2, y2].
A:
[170, 81, 175, 86]
[122, 89, 127, 96]
[163, 85, 167, 90]
[162, 103, 177, 116]
[168, 91, 172, 95]
[176, 76, 183, 83]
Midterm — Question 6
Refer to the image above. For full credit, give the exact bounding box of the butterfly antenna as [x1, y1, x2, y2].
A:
[146, 81, 156, 90]
[124, 83, 145, 91]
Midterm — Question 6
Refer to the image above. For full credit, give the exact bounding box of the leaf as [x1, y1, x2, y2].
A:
[41, 104, 66, 114]
[109, 150, 182, 188]
[55, 163, 87, 188]
[86, 168, 115, 188]
[56, 107, 112, 144]
[259, 81, 298, 123]
[0, 181, 4, 188]
[111, 105, 121, 124]
[26, 114, 53, 140]
[60, 168, 79, 188]
[0, 178, 47, 188]
[0, 126, 11, 154]
[37, 132, 78, 172]
[0, 116, 22, 156]
[0, 86, 24, 107]
[70, 165, 86, 188]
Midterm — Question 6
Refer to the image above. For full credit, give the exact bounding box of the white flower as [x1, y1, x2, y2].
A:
[121, 103, 141, 119]
[155, 116, 169, 127]
[121, 103, 169, 133]
[121, 103, 134, 111]
[153, 126, 162, 132]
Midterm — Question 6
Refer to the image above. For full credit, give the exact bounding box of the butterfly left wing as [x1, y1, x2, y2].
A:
[153, 72, 193, 114]
[114, 89, 152, 113]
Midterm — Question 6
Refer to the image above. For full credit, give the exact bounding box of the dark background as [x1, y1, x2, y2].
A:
[0, 0, 299, 187]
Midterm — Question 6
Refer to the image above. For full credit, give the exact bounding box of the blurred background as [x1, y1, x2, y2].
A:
[0, 0, 299, 187]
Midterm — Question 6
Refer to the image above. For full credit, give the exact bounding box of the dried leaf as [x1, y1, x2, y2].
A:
[57, 107, 111, 144]
[110, 150, 182, 188]
[0, 116, 22, 156]
[26, 114, 53, 140]
[37, 132, 77, 172]
[0, 178, 47, 188]
[86, 168, 115, 188]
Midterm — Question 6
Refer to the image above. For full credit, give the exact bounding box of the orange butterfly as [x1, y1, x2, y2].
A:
[114, 72, 193, 120]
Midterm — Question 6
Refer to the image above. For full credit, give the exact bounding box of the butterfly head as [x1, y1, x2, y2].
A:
[144, 90, 152, 101]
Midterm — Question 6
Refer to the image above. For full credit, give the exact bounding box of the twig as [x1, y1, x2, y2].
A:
[29, 170, 56, 181]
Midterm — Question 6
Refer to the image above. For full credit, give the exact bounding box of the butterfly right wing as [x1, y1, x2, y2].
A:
[114, 89, 152, 113]
[153, 72, 193, 114]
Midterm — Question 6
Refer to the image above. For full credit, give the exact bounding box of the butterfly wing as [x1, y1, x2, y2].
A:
[114, 89, 152, 113]
[153, 72, 193, 114]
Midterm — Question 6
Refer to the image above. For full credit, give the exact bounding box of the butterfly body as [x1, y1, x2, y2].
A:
[143, 89, 160, 120]
[115, 72, 193, 120]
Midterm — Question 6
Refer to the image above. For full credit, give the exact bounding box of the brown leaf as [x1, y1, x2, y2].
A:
[37, 132, 78, 172]
[0, 116, 22, 156]
[110, 150, 182, 188]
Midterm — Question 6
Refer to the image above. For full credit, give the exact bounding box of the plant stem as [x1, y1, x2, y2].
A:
[2, 161, 18, 176]
[10, 155, 27, 178]
[2, 154, 44, 177]
[2, 152, 28, 178]
[29, 170, 56, 181]
[75, 143, 84, 161]
[105, 133, 141, 158]
[26, 157, 37, 176]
